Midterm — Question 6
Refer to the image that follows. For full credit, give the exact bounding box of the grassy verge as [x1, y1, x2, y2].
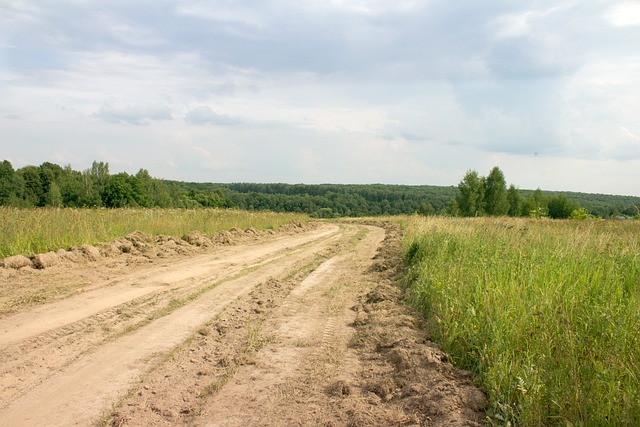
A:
[403, 216, 640, 426]
[0, 207, 309, 258]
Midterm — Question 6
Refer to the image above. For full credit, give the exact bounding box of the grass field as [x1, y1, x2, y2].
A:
[0, 207, 309, 258]
[403, 216, 640, 426]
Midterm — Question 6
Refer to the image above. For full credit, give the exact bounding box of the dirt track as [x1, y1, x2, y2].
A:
[0, 222, 485, 426]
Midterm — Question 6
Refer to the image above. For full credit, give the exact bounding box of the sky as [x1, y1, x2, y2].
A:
[1, 1, 639, 196]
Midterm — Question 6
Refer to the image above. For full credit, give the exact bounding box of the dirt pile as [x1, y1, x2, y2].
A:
[182, 231, 213, 248]
[1, 255, 33, 270]
[0, 221, 318, 272]
[31, 252, 61, 269]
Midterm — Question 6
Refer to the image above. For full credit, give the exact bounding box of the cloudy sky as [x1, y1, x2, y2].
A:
[1, 1, 639, 196]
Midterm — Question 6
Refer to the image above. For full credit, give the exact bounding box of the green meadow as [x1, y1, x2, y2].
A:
[403, 216, 640, 426]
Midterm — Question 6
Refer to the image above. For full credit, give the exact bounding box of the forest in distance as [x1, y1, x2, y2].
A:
[0, 159, 638, 219]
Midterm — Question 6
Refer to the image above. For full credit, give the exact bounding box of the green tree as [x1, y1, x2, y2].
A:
[101, 172, 133, 208]
[184, 188, 227, 208]
[58, 165, 84, 207]
[17, 165, 41, 206]
[446, 199, 460, 216]
[456, 170, 485, 217]
[132, 169, 152, 207]
[548, 195, 578, 219]
[126, 172, 150, 207]
[484, 166, 509, 216]
[44, 181, 63, 207]
[522, 188, 548, 218]
[149, 179, 174, 208]
[79, 169, 102, 207]
[89, 161, 110, 198]
[418, 201, 435, 216]
[569, 208, 592, 220]
[506, 184, 522, 217]
[0, 160, 17, 205]
[38, 162, 64, 206]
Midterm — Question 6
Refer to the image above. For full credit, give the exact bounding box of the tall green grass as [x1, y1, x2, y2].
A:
[0, 207, 309, 258]
[403, 216, 640, 426]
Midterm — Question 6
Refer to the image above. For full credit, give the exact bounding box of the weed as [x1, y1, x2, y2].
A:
[245, 320, 266, 352]
[200, 366, 239, 399]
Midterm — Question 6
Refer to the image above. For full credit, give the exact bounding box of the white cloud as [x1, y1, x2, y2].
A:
[97, 13, 167, 47]
[621, 126, 640, 141]
[489, 4, 574, 40]
[607, 3, 640, 27]
[94, 101, 173, 125]
[491, 11, 536, 39]
[321, 0, 419, 15]
[185, 106, 238, 126]
[176, 0, 269, 39]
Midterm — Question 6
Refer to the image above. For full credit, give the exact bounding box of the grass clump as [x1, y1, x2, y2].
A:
[0, 207, 309, 258]
[403, 216, 640, 426]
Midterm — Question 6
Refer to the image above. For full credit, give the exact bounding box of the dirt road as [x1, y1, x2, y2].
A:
[0, 222, 485, 426]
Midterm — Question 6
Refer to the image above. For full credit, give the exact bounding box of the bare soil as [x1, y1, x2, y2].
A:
[0, 221, 486, 426]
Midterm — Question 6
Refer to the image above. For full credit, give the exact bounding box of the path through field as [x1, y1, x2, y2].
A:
[0, 222, 485, 426]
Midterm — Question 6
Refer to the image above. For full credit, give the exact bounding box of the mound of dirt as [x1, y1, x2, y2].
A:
[80, 244, 101, 261]
[0, 221, 320, 271]
[56, 248, 80, 263]
[276, 220, 306, 233]
[182, 231, 213, 248]
[244, 226, 260, 237]
[118, 239, 137, 254]
[125, 231, 155, 255]
[1, 255, 33, 270]
[211, 231, 234, 245]
[156, 235, 195, 257]
[31, 251, 60, 269]
[99, 233, 156, 258]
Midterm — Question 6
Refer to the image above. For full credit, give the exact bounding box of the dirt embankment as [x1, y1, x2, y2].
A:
[0, 221, 311, 273]
[0, 220, 485, 426]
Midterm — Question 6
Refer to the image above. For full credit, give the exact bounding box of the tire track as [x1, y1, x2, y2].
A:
[0, 224, 348, 423]
[192, 225, 385, 427]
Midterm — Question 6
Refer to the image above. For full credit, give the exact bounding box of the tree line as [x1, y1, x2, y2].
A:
[208, 182, 457, 217]
[0, 160, 229, 209]
[1, 160, 638, 218]
[452, 167, 579, 219]
[452, 166, 639, 219]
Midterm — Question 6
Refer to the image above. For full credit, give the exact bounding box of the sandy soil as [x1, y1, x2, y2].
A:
[0, 221, 486, 426]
